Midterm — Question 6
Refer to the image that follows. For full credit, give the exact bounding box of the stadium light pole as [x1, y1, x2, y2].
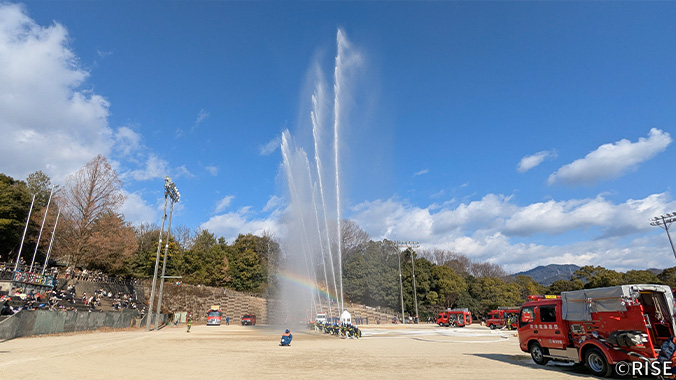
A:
[155, 179, 180, 331]
[650, 212, 676, 260]
[396, 240, 420, 323]
[146, 176, 171, 331]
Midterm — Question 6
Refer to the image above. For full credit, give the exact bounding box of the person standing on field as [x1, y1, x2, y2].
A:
[187, 317, 192, 333]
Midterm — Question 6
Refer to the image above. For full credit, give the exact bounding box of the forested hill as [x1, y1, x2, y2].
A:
[514, 264, 581, 286]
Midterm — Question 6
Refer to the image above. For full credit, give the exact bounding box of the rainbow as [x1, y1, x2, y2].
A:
[276, 269, 339, 303]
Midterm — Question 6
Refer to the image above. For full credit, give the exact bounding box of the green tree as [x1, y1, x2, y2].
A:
[183, 230, 227, 286]
[572, 265, 623, 289]
[226, 234, 266, 293]
[658, 267, 676, 289]
[621, 270, 661, 285]
[513, 275, 546, 300]
[26, 170, 56, 208]
[0, 174, 31, 262]
[431, 265, 467, 309]
[548, 279, 585, 294]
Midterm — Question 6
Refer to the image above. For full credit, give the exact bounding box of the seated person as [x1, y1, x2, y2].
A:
[280, 329, 292, 346]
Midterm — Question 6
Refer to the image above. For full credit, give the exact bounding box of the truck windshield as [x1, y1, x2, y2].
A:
[520, 307, 534, 328]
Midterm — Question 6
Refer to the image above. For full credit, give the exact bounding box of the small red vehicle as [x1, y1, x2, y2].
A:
[241, 314, 256, 326]
[518, 284, 675, 377]
[437, 308, 472, 327]
[486, 307, 520, 330]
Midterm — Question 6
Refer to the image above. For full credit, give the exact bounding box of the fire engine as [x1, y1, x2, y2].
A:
[241, 314, 256, 326]
[518, 284, 675, 377]
[207, 305, 222, 326]
[486, 307, 520, 330]
[437, 308, 472, 327]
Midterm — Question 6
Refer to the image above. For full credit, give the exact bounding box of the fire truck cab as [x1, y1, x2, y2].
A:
[518, 284, 676, 377]
[437, 308, 472, 327]
[486, 307, 520, 330]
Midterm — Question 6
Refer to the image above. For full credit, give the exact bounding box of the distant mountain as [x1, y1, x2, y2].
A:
[514, 264, 581, 286]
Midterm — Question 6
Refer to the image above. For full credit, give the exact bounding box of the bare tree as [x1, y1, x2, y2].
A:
[341, 219, 369, 261]
[173, 225, 195, 252]
[57, 155, 125, 267]
[469, 261, 507, 278]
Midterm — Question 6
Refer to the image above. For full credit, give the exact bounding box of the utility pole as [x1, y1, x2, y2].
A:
[396, 240, 420, 323]
[650, 212, 676, 260]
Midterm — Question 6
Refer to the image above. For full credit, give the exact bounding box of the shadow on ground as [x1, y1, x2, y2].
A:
[468, 353, 591, 378]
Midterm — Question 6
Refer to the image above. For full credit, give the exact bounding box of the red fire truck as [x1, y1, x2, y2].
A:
[241, 314, 257, 326]
[207, 305, 222, 326]
[518, 284, 675, 377]
[437, 308, 472, 327]
[486, 307, 520, 330]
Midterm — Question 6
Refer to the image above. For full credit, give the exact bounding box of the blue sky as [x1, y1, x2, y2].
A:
[1, 1, 676, 273]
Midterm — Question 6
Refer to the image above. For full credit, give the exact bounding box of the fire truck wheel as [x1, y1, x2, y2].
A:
[529, 342, 549, 365]
[584, 348, 612, 377]
[489, 324, 495, 330]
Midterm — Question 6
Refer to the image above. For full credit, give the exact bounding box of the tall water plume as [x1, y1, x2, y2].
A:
[276, 29, 361, 323]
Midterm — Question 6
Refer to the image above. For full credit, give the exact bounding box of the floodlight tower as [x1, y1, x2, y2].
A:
[146, 176, 172, 331]
[396, 240, 420, 323]
[155, 179, 180, 330]
[650, 212, 676, 260]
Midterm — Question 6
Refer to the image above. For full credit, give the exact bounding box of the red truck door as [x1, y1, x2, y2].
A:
[533, 303, 567, 350]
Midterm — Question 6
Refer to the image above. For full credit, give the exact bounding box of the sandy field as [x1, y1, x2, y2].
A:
[0, 323, 613, 379]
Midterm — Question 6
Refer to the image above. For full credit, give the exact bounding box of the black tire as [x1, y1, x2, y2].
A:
[529, 342, 549, 366]
[584, 348, 613, 377]
[489, 324, 495, 330]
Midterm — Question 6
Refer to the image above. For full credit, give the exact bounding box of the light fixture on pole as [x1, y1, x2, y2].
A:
[146, 176, 171, 331]
[396, 240, 420, 324]
[155, 179, 180, 331]
[650, 212, 676, 260]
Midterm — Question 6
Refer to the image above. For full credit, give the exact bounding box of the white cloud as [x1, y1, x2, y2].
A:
[200, 208, 279, 243]
[260, 136, 281, 156]
[413, 168, 429, 177]
[118, 190, 158, 226]
[125, 154, 169, 181]
[0, 3, 114, 182]
[205, 165, 218, 176]
[349, 191, 676, 273]
[174, 165, 194, 179]
[517, 150, 556, 173]
[263, 195, 283, 212]
[113, 126, 143, 157]
[192, 108, 209, 131]
[548, 128, 672, 186]
[214, 195, 235, 213]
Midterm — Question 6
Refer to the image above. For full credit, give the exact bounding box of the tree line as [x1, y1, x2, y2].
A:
[2, 154, 676, 319]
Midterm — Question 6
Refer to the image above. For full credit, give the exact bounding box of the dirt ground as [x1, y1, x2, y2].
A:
[0, 323, 611, 379]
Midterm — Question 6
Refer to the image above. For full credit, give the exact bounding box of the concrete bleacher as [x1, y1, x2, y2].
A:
[155, 282, 396, 326]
